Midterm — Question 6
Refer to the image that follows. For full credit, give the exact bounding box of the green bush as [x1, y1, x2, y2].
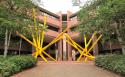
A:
[95, 55, 125, 76]
[8, 56, 37, 70]
[0, 55, 37, 77]
[0, 61, 21, 77]
[0, 56, 5, 61]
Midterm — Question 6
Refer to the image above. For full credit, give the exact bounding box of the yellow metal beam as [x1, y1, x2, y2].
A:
[77, 34, 87, 61]
[88, 35, 102, 52]
[64, 34, 83, 50]
[40, 53, 48, 62]
[86, 31, 97, 48]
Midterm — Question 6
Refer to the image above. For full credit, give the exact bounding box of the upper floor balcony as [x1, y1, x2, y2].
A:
[37, 16, 61, 29]
[68, 14, 79, 28]
[70, 18, 78, 28]
[67, 32, 80, 42]
[44, 29, 59, 43]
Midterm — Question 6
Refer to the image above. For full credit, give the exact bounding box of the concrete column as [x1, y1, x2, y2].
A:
[57, 11, 63, 61]
[92, 35, 99, 56]
[55, 43, 58, 60]
[57, 39, 63, 61]
[67, 44, 72, 61]
[67, 11, 72, 61]
[55, 48, 58, 60]
[63, 34, 67, 60]
[72, 49, 76, 61]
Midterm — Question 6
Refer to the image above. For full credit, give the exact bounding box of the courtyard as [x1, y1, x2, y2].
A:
[0, 0, 125, 77]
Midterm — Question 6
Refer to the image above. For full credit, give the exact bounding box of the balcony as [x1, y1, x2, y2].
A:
[70, 18, 78, 28]
[37, 16, 61, 28]
[44, 29, 59, 43]
[67, 32, 81, 42]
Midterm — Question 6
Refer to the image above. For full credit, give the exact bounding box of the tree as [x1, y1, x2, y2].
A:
[77, 0, 125, 54]
[0, 0, 36, 58]
[32, 0, 44, 7]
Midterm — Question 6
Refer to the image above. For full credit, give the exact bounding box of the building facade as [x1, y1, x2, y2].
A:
[36, 7, 101, 61]
[0, 7, 121, 61]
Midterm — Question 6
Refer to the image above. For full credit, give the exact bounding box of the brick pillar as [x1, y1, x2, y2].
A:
[57, 40, 62, 61]
[68, 44, 72, 60]
[63, 34, 67, 60]
[67, 31, 72, 61]
[92, 35, 99, 56]
[67, 11, 72, 61]
[57, 11, 63, 61]
[55, 45, 58, 60]
[72, 49, 76, 61]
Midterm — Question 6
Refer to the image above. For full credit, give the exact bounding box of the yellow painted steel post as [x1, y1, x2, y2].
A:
[88, 35, 102, 52]
[84, 34, 88, 62]
[77, 34, 87, 61]
[86, 31, 97, 48]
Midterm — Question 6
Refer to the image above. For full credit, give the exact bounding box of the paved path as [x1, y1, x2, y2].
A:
[12, 61, 122, 77]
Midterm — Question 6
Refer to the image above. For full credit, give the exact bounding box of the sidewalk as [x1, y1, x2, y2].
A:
[12, 61, 122, 77]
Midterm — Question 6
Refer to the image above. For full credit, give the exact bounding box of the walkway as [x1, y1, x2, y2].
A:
[12, 61, 122, 77]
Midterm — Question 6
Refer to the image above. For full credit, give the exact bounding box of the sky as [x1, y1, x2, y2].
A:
[40, 0, 87, 13]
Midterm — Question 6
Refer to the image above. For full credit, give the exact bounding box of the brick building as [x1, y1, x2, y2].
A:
[0, 7, 122, 61]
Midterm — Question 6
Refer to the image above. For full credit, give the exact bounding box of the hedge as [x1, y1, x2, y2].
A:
[95, 54, 125, 76]
[0, 55, 37, 77]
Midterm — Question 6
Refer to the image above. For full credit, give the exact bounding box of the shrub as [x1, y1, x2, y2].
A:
[0, 55, 37, 77]
[0, 56, 5, 61]
[8, 56, 37, 70]
[95, 54, 125, 76]
[0, 61, 20, 77]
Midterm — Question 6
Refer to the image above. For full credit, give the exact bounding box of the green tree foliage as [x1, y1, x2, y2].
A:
[0, 0, 36, 34]
[77, 0, 125, 54]
[0, 0, 37, 57]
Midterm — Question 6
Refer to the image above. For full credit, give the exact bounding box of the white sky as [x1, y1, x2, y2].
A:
[41, 0, 87, 13]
